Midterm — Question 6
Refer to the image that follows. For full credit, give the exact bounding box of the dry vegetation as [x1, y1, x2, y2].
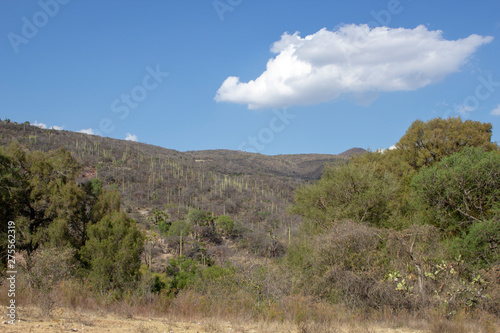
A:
[1, 119, 499, 332]
[3, 303, 495, 333]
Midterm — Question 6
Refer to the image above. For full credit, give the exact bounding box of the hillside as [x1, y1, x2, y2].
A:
[0, 119, 355, 249]
[0, 121, 352, 180]
[185, 149, 350, 180]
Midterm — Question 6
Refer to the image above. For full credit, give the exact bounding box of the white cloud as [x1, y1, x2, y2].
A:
[32, 121, 64, 130]
[215, 24, 493, 109]
[491, 104, 500, 116]
[125, 133, 138, 142]
[377, 145, 397, 154]
[77, 128, 95, 135]
[455, 103, 476, 115]
[32, 121, 47, 129]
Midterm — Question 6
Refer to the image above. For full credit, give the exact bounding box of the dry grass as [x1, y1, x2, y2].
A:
[1, 274, 498, 333]
[2, 304, 498, 333]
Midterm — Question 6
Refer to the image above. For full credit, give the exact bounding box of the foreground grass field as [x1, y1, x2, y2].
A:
[0, 306, 421, 333]
[1, 306, 497, 333]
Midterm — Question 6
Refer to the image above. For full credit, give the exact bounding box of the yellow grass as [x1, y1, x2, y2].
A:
[3, 305, 496, 333]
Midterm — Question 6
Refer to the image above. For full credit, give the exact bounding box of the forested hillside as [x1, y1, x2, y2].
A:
[0, 117, 499, 332]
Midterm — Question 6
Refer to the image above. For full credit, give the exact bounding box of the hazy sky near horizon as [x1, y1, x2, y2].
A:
[1, 0, 499, 155]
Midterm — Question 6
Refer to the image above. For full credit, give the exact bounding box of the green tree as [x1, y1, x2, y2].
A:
[186, 208, 211, 226]
[216, 215, 234, 237]
[80, 212, 144, 292]
[1, 144, 86, 257]
[293, 162, 398, 228]
[167, 220, 192, 237]
[412, 147, 500, 234]
[395, 117, 496, 170]
[350, 149, 417, 228]
[165, 256, 200, 294]
[0, 148, 24, 269]
[90, 186, 121, 223]
[158, 220, 170, 236]
[186, 208, 215, 228]
[0, 143, 145, 291]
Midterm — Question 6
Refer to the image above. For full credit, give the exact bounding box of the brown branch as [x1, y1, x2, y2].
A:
[456, 208, 482, 223]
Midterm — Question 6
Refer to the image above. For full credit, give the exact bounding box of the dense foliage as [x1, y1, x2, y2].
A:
[0, 143, 144, 293]
[1, 117, 499, 323]
[412, 147, 500, 233]
[291, 117, 500, 315]
[396, 117, 496, 169]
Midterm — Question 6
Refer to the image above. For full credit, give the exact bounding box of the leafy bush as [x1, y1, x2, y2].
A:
[187, 208, 210, 226]
[231, 220, 247, 239]
[80, 212, 144, 292]
[412, 147, 500, 234]
[450, 219, 500, 269]
[293, 162, 398, 228]
[167, 220, 192, 237]
[216, 215, 234, 236]
[165, 256, 200, 293]
[158, 220, 170, 236]
[138, 265, 169, 298]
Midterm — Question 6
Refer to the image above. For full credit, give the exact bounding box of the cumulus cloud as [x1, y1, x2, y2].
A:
[377, 145, 397, 153]
[32, 121, 63, 130]
[125, 133, 138, 142]
[77, 128, 95, 135]
[32, 121, 47, 129]
[491, 104, 500, 116]
[215, 24, 493, 109]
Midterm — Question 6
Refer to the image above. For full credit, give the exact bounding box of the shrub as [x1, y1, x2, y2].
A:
[165, 256, 200, 294]
[450, 219, 500, 269]
[216, 215, 234, 237]
[186, 208, 210, 226]
[167, 220, 192, 237]
[293, 162, 398, 228]
[25, 247, 76, 316]
[137, 265, 169, 301]
[158, 220, 170, 236]
[411, 147, 500, 234]
[80, 212, 144, 293]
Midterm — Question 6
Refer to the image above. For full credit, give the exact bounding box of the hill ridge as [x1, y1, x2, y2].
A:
[0, 121, 361, 180]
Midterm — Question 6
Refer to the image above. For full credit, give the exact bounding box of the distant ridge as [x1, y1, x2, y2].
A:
[184, 149, 347, 180]
[338, 147, 366, 158]
[0, 121, 360, 180]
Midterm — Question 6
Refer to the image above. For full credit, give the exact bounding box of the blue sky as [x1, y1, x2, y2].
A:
[1, 0, 499, 155]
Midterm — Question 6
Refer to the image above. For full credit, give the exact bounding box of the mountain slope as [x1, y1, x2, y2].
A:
[0, 120, 361, 233]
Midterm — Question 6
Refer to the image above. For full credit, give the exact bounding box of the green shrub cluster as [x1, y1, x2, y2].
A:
[0, 143, 144, 294]
[291, 117, 500, 314]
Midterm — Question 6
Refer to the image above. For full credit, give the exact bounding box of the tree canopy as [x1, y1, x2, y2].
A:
[0, 143, 144, 291]
[411, 147, 500, 233]
[395, 117, 495, 170]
